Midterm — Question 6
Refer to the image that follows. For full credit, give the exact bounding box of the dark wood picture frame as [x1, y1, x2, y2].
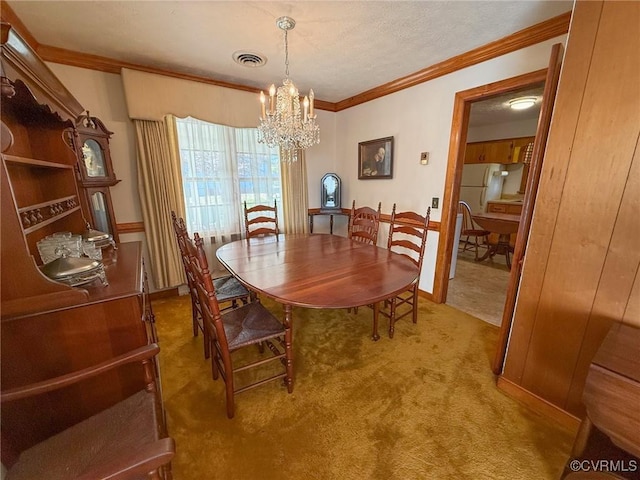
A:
[358, 136, 394, 179]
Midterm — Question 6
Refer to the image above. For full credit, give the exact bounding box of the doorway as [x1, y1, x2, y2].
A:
[446, 83, 544, 327]
[431, 43, 564, 375]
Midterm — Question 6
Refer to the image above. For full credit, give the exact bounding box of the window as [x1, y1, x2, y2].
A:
[175, 117, 281, 239]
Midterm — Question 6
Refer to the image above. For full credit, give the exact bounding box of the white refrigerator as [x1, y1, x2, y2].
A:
[459, 163, 506, 214]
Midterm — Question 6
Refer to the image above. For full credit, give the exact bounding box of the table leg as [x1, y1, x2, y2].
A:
[309, 214, 314, 234]
[476, 244, 495, 262]
[372, 301, 380, 341]
[283, 303, 294, 393]
[329, 214, 334, 234]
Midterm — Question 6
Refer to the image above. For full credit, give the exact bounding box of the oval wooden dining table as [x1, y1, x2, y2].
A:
[216, 234, 420, 342]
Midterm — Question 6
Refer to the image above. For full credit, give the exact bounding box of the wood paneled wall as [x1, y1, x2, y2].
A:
[502, 0, 640, 418]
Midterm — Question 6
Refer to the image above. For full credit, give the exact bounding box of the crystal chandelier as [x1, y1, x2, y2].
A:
[257, 16, 320, 162]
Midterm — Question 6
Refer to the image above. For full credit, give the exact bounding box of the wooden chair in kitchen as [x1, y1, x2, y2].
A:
[348, 200, 381, 245]
[185, 231, 293, 419]
[244, 200, 279, 238]
[458, 201, 489, 260]
[378, 204, 431, 338]
[171, 211, 251, 360]
[0, 343, 175, 480]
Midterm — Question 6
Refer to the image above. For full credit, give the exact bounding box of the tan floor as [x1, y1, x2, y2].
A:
[447, 244, 510, 327]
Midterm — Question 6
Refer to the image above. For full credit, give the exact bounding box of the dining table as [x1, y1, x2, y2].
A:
[471, 212, 521, 269]
[216, 233, 420, 341]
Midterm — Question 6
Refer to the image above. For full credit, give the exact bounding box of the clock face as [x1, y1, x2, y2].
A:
[82, 139, 106, 177]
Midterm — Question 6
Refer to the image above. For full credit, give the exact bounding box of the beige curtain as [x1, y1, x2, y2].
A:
[134, 117, 186, 289]
[281, 149, 309, 234]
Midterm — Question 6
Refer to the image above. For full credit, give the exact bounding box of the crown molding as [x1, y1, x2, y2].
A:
[334, 11, 571, 111]
[0, 0, 39, 49]
[2, 4, 569, 113]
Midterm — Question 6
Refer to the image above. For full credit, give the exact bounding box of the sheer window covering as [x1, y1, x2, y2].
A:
[175, 117, 282, 273]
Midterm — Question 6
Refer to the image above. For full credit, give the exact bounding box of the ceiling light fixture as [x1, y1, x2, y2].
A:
[508, 97, 537, 110]
[257, 16, 319, 162]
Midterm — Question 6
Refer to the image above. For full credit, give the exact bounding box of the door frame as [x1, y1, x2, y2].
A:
[432, 43, 564, 375]
[432, 68, 548, 306]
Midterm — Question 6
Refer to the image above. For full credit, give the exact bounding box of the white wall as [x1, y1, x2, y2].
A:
[47, 34, 565, 294]
[333, 36, 565, 292]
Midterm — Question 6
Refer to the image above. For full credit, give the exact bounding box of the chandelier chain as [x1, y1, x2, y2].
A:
[284, 29, 289, 79]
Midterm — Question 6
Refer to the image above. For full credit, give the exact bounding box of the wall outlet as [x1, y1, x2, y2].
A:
[431, 197, 439, 209]
[420, 152, 429, 165]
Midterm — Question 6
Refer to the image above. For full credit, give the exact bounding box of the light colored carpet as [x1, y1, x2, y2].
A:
[153, 294, 574, 479]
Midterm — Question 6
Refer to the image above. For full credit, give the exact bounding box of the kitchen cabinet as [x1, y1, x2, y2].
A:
[464, 136, 535, 164]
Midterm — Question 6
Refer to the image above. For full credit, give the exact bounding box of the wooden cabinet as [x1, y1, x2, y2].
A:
[1, 243, 163, 463]
[464, 136, 535, 164]
[465, 139, 513, 163]
[1, 24, 89, 311]
[512, 136, 536, 163]
[562, 323, 640, 478]
[1, 24, 167, 468]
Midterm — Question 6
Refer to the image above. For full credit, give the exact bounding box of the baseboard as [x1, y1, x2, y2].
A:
[149, 287, 179, 301]
[496, 376, 581, 434]
[418, 289, 434, 301]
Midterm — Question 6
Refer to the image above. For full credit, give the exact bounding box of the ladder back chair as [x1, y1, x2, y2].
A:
[1, 344, 175, 480]
[458, 201, 489, 260]
[171, 211, 251, 360]
[348, 200, 382, 245]
[185, 232, 293, 418]
[244, 200, 279, 238]
[380, 204, 431, 338]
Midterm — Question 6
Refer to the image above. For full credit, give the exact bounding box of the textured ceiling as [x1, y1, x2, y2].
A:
[7, 0, 572, 106]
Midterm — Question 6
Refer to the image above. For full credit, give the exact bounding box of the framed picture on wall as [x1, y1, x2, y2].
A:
[358, 136, 394, 179]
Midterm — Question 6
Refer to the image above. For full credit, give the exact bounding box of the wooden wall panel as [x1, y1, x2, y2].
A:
[503, 0, 603, 382]
[623, 272, 640, 326]
[566, 136, 640, 412]
[502, 0, 640, 418]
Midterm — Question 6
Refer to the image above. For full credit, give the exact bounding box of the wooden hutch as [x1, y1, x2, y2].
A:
[0, 23, 167, 468]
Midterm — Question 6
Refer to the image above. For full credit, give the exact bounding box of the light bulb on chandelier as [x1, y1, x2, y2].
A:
[257, 16, 320, 162]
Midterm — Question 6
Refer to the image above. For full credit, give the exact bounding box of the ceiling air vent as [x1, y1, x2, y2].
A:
[232, 51, 266, 68]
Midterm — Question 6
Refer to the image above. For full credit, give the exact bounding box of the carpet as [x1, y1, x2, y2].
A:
[153, 294, 574, 479]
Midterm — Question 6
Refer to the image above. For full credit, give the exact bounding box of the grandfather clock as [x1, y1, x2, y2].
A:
[75, 112, 120, 242]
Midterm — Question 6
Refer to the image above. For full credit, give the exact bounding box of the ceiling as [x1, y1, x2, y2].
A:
[7, 0, 570, 123]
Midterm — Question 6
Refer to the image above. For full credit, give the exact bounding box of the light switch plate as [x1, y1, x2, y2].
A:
[420, 152, 429, 165]
[432, 197, 439, 209]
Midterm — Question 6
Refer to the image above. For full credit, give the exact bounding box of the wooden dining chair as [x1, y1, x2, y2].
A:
[185, 231, 293, 419]
[346, 200, 382, 314]
[348, 200, 382, 245]
[244, 200, 279, 238]
[379, 204, 431, 338]
[171, 211, 251, 360]
[458, 201, 489, 260]
[1, 343, 175, 480]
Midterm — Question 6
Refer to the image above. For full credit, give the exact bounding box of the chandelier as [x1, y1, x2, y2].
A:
[257, 16, 320, 162]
